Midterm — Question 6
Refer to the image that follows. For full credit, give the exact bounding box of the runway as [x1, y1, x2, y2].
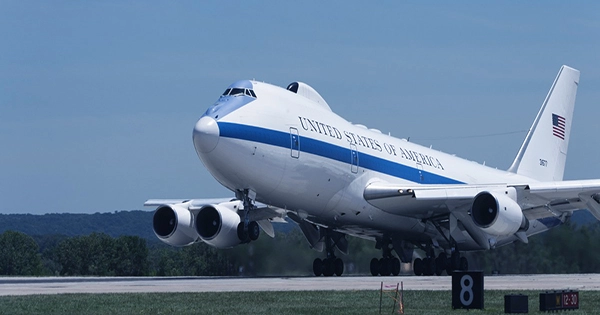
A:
[0, 274, 599, 296]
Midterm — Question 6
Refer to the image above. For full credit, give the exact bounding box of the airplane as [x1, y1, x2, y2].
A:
[146, 65, 600, 277]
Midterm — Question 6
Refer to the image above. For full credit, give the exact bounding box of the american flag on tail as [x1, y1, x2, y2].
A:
[552, 113, 566, 140]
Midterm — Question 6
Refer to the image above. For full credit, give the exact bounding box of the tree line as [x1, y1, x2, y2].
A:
[0, 220, 599, 276]
[0, 211, 155, 239]
[470, 221, 600, 274]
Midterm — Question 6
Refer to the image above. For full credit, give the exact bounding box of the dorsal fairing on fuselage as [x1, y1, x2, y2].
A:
[287, 81, 332, 111]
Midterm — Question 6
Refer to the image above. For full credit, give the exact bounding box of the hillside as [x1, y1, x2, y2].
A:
[0, 209, 593, 241]
[0, 211, 156, 239]
[0, 209, 295, 240]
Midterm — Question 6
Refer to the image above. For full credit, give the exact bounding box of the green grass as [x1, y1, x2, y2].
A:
[0, 290, 597, 314]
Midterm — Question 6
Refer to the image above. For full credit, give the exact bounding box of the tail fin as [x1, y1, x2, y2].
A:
[508, 65, 580, 181]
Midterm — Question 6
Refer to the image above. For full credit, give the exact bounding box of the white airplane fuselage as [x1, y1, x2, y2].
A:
[192, 80, 550, 250]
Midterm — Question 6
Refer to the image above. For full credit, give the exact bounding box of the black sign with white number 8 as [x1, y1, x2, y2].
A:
[452, 271, 484, 309]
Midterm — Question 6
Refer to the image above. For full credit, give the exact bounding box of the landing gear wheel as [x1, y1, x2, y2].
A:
[413, 258, 423, 276]
[423, 257, 435, 276]
[379, 258, 391, 276]
[435, 253, 447, 276]
[323, 258, 335, 277]
[447, 251, 460, 275]
[248, 221, 260, 241]
[237, 222, 248, 242]
[334, 258, 344, 276]
[370, 258, 380, 276]
[460, 256, 468, 271]
[313, 258, 323, 276]
[391, 257, 401, 276]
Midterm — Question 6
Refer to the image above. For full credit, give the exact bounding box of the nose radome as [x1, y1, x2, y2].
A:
[193, 116, 220, 153]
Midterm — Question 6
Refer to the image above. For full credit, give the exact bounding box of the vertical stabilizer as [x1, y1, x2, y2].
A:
[508, 65, 580, 181]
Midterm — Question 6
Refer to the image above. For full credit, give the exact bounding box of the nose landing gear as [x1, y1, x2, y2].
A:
[237, 220, 259, 242]
[236, 189, 260, 243]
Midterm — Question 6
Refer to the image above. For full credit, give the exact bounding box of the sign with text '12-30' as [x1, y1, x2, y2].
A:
[539, 291, 579, 311]
[452, 271, 484, 310]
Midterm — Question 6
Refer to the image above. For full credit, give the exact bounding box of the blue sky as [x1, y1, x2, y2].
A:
[2, 2, 599, 214]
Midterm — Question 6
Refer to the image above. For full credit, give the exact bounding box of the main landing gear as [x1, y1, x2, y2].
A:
[412, 217, 469, 276]
[237, 189, 260, 243]
[413, 244, 468, 276]
[313, 256, 344, 277]
[370, 240, 401, 276]
[313, 230, 345, 277]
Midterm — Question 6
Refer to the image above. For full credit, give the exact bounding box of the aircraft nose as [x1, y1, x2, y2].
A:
[193, 116, 220, 154]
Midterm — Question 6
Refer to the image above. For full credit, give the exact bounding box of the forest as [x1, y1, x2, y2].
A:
[0, 211, 599, 276]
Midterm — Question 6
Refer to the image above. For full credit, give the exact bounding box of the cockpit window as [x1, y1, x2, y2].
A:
[230, 88, 245, 96]
[221, 87, 256, 98]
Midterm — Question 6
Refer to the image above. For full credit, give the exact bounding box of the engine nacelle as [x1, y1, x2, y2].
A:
[471, 190, 528, 236]
[153, 204, 197, 246]
[195, 201, 241, 248]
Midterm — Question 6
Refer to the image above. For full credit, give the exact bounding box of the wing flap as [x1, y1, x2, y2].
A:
[526, 179, 600, 197]
[364, 179, 600, 222]
[144, 199, 193, 206]
[144, 198, 287, 221]
[144, 198, 233, 207]
[522, 179, 600, 220]
[364, 182, 506, 218]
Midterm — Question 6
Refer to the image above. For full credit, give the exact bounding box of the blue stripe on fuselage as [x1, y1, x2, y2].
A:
[218, 122, 463, 185]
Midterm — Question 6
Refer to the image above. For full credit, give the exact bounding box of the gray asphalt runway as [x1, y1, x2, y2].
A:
[0, 274, 598, 296]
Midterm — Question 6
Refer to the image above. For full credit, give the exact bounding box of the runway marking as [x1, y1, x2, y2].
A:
[0, 275, 599, 296]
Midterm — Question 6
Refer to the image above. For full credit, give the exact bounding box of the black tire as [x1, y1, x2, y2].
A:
[413, 258, 423, 276]
[423, 258, 435, 276]
[370, 258, 380, 276]
[460, 256, 468, 271]
[313, 258, 323, 276]
[237, 222, 248, 241]
[435, 253, 447, 276]
[323, 258, 335, 277]
[391, 257, 401, 276]
[334, 258, 344, 276]
[248, 221, 260, 241]
[447, 251, 460, 275]
[379, 258, 391, 276]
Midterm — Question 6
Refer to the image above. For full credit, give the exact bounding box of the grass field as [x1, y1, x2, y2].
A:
[0, 290, 597, 314]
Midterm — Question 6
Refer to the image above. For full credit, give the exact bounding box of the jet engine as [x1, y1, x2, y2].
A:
[153, 204, 197, 246]
[195, 201, 241, 248]
[471, 191, 528, 236]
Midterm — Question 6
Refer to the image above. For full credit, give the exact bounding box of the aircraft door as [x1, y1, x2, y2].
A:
[290, 127, 300, 158]
[350, 144, 358, 173]
[417, 162, 424, 182]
